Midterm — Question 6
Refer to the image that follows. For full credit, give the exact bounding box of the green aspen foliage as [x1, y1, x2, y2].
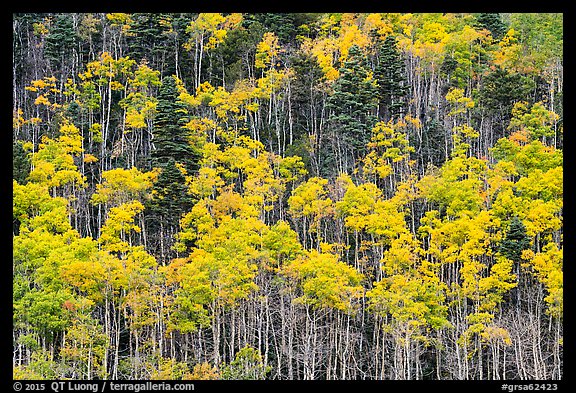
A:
[221, 345, 271, 380]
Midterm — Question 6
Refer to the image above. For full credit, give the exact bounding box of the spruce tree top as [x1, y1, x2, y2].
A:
[152, 76, 198, 171]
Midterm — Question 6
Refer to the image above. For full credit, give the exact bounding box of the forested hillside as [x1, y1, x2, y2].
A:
[13, 13, 563, 380]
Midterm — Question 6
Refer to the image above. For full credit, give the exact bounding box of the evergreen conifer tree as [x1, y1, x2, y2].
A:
[374, 35, 408, 122]
[151, 76, 200, 172]
[126, 13, 178, 70]
[478, 67, 535, 140]
[500, 216, 531, 263]
[147, 75, 200, 262]
[13, 141, 31, 184]
[324, 45, 378, 176]
[476, 13, 507, 40]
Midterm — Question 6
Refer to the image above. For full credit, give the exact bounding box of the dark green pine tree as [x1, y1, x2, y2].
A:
[150, 159, 193, 226]
[13, 141, 31, 235]
[499, 216, 531, 263]
[13, 141, 31, 185]
[323, 45, 378, 177]
[126, 13, 166, 63]
[242, 13, 319, 44]
[499, 215, 531, 311]
[475, 13, 507, 41]
[415, 118, 447, 169]
[151, 76, 199, 172]
[478, 66, 535, 141]
[126, 13, 185, 74]
[374, 35, 408, 122]
[147, 75, 201, 263]
[44, 14, 77, 72]
[287, 52, 324, 174]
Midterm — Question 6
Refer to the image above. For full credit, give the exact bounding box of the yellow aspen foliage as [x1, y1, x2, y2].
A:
[58, 238, 105, 302]
[210, 187, 248, 219]
[389, 174, 420, 209]
[98, 201, 145, 254]
[338, 21, 370, 62]
[490, 187, 525, 222]
[14, 223, 72, 282]
[165, 241, 258, 332]
[418, 155, 486, 218]
[34, 94, 51, 107]
[336, 181, 380, 232]
[476, 256, 517, 311]
[445, 87, 475, 116]
[82, 52, 136, 86]
[256, 32, 281, 69]
[83, 154, 98, 164]
[411, 21, 449, 71]
[91, 167, 158, 207]
[317, 14, 341, 38]
[59, 313, 108, 379]
[486, 160, 517, 198]
[335, 176, 409, 246]
[368, 199, 409, 242]
[183, 117, 216, 140]
[26, 77, 61, 111]
[13, 364, 45, 380]
[28, 122, 86, 191]
[201, 136, 284, 215]
[186, 13, 225, 48]
[522, 199, 561, 239]
[437, 212, 517, 350]
[188, 166, 224, 198]
[458, 312, 494, 345]
[380, 232, 421, 276]
[304, 35, 339, 81]
[89, 123, 103, 143]
[123, 99, 157, 130]
[288, 177, 334, 229]
[508, 101, 559, 142]
[526, 243, 563, 318]
[121, 247, 160, 331]
[368, 273, 447, 334]
[253, 69, 289, 99]
[150, 358, 192, 380]
[508, 129, 530, 146]
[443, 26, 490, 89]
[447, 212, 515, 313]
[363, 13, 394, 38]
[481, 325, 513, 347]
[175, 200, 215, 252]
[445, 88, 478, 157]
[186, 362, 221, 380]
[363, 119, 415, 180]
[368, 228, 450, 333]
[278, 155, 308, 184]
[515, 167, 562, 203]
[13, 180, 69, 231]
[304, 14, 376, 81]
[209, 83, 256, 120]
[13, 108, 26, 129]
[196, 81, 217, 105]
[283, 249, 364, 314]
[493, 28, 523, 71]
[223, 13, 243, 29]
[261, 220, 303, 270]
[106, 13, 133, 35]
